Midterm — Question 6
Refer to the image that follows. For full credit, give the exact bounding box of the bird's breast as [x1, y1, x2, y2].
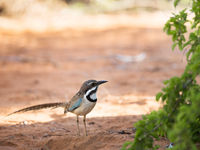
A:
[73, 98, 96, 116]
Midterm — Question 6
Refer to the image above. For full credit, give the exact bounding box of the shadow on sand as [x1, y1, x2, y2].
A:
[0, 114, 169, 150]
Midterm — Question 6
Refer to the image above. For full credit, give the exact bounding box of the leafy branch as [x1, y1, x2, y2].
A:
[122, 0, 200, 150]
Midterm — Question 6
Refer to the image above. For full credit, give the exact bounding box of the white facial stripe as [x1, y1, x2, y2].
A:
[86, 87, 97, 97]
[88, 82, 93, 85]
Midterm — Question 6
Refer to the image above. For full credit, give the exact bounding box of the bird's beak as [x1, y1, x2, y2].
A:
[97, 80, 108, 86]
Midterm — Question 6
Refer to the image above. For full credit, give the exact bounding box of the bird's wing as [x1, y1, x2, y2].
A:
[68, 94, 83, 112]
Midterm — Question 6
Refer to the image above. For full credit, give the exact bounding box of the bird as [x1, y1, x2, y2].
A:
[8, 79, 108, 136]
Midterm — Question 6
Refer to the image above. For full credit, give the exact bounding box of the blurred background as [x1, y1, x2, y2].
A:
[0, 0, 190, 31]
[0, 0, 189, 115]
[0, 0, 191, 149]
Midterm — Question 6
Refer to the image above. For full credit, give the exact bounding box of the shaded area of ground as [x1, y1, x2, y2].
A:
[0, 115, 169, 150]
[0, 26, 185, 150]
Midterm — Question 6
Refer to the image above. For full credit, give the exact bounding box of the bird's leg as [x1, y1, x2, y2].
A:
[76, 115, 80, 136]
[83, 115, 87, 136]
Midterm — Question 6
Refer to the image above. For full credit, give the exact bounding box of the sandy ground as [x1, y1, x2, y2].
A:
[0, 24, 186, 150]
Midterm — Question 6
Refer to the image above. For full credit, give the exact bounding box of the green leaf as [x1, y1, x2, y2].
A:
[156, 92, 163, 101]
[121, 141, 132, 150]
[172, 42, 177, 50]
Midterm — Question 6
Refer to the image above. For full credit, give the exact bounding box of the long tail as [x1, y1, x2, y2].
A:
[7, 102, 66, 116]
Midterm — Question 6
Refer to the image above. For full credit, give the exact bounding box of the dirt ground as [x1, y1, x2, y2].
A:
[0, 25, 186, 150]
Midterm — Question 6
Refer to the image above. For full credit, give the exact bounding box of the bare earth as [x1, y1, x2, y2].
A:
[0, 26, 185, 150]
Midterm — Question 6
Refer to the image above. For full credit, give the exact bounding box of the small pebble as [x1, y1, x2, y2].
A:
[118, 130, 131, 135]
[88, 122, 95, 125]
[23, 121, 28, 125]
[166, 143, 174, 149]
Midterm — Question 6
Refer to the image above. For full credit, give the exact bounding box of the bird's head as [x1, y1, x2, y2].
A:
[80, 80, 108, 102]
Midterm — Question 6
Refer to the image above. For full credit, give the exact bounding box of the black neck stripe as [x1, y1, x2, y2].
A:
[86, 88, 97, 102]
[87, 96, 97, 102]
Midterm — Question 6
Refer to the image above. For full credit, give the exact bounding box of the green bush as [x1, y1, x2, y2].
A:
[122, 0, 200, 149]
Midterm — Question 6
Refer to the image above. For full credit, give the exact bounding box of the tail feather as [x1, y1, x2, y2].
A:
[7, 102, 66, 116]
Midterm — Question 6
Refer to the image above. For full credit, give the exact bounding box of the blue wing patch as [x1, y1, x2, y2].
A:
[68, 98, 82, 111]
